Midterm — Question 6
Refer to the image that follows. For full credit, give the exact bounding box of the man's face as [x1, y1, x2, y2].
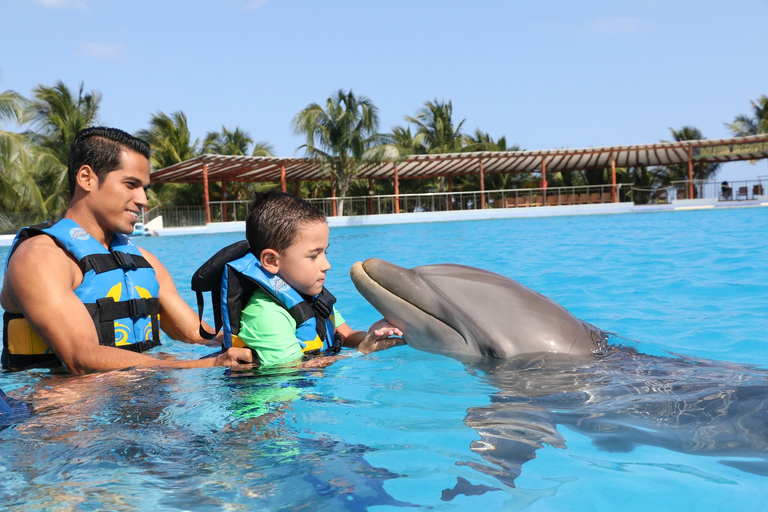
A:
[90, 150, 150, 235]
[275, 221, 331, 297]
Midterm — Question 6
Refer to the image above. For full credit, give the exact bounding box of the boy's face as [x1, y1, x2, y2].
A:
[275, 220, 331, 297]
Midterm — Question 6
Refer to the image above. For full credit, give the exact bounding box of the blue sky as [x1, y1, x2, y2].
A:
[2, 0, 767, 182]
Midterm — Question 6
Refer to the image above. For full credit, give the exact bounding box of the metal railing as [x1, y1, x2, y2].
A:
[306, 184, 630, 216]
[144, 205, 207, 228]
[163, 184, 630, 223]
[632, 178, 767, 203]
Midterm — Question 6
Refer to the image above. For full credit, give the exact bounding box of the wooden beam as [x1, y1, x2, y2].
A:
[687, 146, 694, 199]
[479, 158, 486, 209]
[203, 161, 211, 224]
[394, 164, 400, 214]
[368, 178, 374, 215]
[221, 181, 227, 222]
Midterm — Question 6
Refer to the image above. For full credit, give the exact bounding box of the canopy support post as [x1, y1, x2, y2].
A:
[203, 161, 211, 224]
[394, 164, 400, 214]
[221, 181, 228, 222]
[688, 146, 694, 199]
[479, 158, 486, 209]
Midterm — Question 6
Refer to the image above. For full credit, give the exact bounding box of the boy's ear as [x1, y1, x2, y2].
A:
[260, 249, 280, 274]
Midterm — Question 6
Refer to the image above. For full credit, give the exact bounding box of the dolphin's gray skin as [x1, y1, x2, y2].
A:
[350, 258, 608, 359]
[351, 259, 768, 490]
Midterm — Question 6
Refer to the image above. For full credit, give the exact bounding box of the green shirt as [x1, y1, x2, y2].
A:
[238, 288, 345, 366]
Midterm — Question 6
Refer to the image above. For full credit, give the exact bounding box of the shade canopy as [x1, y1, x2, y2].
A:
[150, 133, 768, 184]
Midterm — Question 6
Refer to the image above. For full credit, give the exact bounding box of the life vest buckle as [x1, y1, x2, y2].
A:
[127, 298, 148, 318]
[112, 251, 138, 271]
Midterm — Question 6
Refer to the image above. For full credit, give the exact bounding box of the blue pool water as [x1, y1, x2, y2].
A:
[1, 206, 767, 511]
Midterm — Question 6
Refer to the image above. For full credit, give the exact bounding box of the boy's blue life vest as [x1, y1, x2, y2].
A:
[1, 219, 161, 370]
[191, 240, 340, 358]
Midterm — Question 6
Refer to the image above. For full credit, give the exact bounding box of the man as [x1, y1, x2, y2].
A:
[1, 127, 253, 373]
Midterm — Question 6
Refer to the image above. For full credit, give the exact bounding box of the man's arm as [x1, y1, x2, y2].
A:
[138, 247, 219, 343]
[1, 236, 250, 373]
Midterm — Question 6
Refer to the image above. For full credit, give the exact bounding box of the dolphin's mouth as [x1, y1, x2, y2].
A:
[351, 261, 469, 351]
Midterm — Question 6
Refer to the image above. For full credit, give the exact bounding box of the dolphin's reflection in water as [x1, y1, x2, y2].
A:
[459, 346, 768, 487]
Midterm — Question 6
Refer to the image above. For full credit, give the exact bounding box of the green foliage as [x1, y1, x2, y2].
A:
[292, 89, 382, 215]
[662, 126, 721, 181]
[728, 95, 768, 137]
[137, 110, 199, 169]
[28, 81, 101, 165]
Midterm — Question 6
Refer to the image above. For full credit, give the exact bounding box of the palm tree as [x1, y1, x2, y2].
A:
[0, 90, 29, 126]
[292, 89, 382, 215]
[662, 126, 721, 182]
[407, 99, 467, 155]
[137, 111, 202, 207]
[1, 90, 66, 226]
[202, 126, 276, 206]
[728, 95, 768, 137]
[406, 99, 468, 192]
[137, 110, 199, 169]
[463, 129, 523, 190]
[27, 81, 101, 165]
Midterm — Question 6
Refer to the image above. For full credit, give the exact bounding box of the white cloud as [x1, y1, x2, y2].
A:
[33, 0, 88, 9]
[586, 17, 649, 34]
[79, 43, 125, 59]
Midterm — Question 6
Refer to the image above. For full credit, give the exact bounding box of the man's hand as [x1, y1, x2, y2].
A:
[214, 346, 256, 367]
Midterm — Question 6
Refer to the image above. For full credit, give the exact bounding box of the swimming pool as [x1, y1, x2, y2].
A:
[1, 206, 767, 511]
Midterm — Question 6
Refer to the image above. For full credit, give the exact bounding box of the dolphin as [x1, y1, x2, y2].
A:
[350, 258, 608, 359]
[350, 259, 768, 490]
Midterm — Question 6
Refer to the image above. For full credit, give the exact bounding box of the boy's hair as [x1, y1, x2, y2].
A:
[68, 127, 151, 199]
[246, 190, 327, 256]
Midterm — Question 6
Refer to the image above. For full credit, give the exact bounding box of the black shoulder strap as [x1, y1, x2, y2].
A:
[81, 252, 154, 274]
[8, 221, 56, 258]
[288, 288, 337, 344]
[191, 240, 252, 341]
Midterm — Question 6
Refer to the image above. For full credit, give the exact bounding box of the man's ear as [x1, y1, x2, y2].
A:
[75, 165, 97, 192]
[260, 249, 280, 274]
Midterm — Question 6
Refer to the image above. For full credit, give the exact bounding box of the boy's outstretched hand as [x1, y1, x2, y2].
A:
[357, 319, 405, 354]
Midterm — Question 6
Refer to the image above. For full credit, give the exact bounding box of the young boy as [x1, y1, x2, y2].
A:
[237, 191, 403, 365]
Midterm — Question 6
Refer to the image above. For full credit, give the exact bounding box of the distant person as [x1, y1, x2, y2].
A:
[721, 181, 732, 200]
[193, 191, 403, 366]
[1, 127, 254, 372]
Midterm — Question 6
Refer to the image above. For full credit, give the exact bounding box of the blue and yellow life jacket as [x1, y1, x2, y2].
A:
[1, 219, 161, 370]
[191, 240, 340, 357]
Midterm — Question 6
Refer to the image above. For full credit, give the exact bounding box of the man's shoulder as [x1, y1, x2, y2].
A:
[9, 232, 66, 265]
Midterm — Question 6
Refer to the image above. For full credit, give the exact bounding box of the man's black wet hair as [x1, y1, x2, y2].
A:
[246, 190, 327, 257]
[68, 126, 151, 199]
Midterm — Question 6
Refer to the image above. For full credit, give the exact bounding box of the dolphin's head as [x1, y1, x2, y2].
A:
[350, 258, 607, 360]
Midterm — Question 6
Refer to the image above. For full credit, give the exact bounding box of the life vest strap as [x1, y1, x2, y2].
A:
[85, 297, 161, 348]
[289, 288, 337, 347]
[81, 252, 153, 274]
